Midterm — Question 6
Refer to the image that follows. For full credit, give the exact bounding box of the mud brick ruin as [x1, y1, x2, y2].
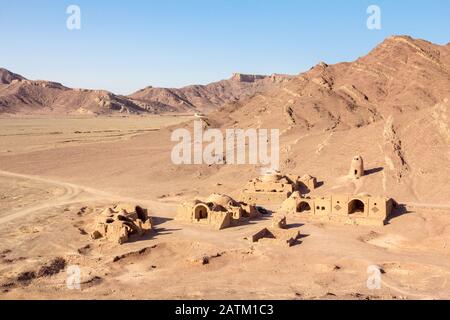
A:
[349, 155, 364, 179]
[176, 193, 261, 230]
[249, 215, 301, 247]
[240, 171, 317, 204]
[91, 204, 153, 244]
[177, 154, 395, 229]
[92, 155, 394, 243]
[280, 191, 395, 226]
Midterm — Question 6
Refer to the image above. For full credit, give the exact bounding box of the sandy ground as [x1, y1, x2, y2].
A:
[0, 115, 190, 154]
[0, 116, 449, 300]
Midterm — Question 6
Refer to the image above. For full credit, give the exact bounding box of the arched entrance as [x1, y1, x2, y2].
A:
[135, 206, 147, 221]
[297, 201, 311, 213]
[348, 199, 365, 214]
[194, 204, 209, 220]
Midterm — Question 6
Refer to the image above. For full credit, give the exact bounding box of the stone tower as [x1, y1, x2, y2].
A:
[349, 155, 364, 179]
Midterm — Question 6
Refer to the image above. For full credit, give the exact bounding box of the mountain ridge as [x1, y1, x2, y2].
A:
[208, 35, 450, 131]
[1, 35, 449, 118]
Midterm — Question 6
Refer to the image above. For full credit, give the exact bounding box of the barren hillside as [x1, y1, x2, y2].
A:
[0, 36, 450, 300]
[0, 71, 151, 115]
[0, 68, 25, 85]
[210, 36, 450, 131]
[129, 73, 293, 113]
[4, 35, 447, 118]
[0, 69, 291, 115]
[196, 36, 450, 204]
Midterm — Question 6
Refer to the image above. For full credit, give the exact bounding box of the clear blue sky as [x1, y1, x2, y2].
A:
[0, 0, 449, 94]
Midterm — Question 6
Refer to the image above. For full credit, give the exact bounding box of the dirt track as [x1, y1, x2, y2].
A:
[0, 169, 174, 224]
[0, 116, 449, 300]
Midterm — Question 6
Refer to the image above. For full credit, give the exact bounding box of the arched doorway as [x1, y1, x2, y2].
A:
[194, 204, 209, 220]
[348, 199, 365, 214]
[297, 201, 311, 213]
[135, 206, 147, 221]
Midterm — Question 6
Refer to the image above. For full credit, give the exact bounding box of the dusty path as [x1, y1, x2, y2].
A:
[0, 170, 174, 224]
[2, 169, 450, 226]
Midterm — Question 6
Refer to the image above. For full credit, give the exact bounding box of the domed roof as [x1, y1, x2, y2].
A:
[205, 193, 237, 207]
[260, 171, 282, 182]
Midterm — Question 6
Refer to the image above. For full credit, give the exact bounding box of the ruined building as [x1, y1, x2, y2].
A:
[176, 193, 261, 230]
[280, 192, 395, 226]
[240, 171, 317, 204]
[248, 215, 302, 247]
[349, 155, 364, 179]
[91, 204, 153, 244]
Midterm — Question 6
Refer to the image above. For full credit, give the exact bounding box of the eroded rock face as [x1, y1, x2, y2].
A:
[0, 68, 25, 84]
[209, 36, 450, 133]
[91, 204, 153, 244]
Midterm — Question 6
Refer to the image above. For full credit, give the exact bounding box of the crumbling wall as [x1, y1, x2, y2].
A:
[298, 174, 318, 192]
[240, 172, 318, 204]
[176, 194, 260, 230]
[280, 193, 394, 226]
[91, 204, 153, 244]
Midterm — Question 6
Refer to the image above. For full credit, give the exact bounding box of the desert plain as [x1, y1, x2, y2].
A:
[0, 113, 449, 300]
[0, 35, 450, 300]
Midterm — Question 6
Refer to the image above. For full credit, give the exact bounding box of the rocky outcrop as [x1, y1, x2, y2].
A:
[0, 68, 25, 84]
[382, 116, 410, 182]
[231, 73, 267, 82]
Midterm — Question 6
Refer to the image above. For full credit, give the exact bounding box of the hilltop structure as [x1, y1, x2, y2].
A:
[176, 193, 261, 230]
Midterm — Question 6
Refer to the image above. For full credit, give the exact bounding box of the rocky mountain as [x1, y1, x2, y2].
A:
[0, 68, 25, 84]
[201, 36, 450, 205]
[129, 73, 293, 113]
[0, 69, 290, 115]
[1, 35, 448, 118]
[0, 72, 154, 115]
[210, 36, 450, 131]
